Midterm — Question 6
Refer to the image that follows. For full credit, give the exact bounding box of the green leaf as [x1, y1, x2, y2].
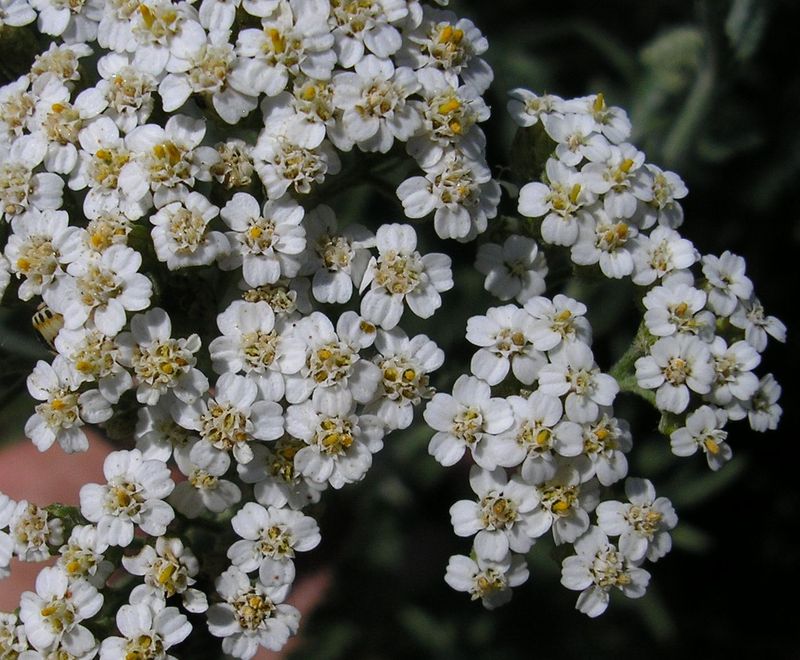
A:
[671, 522, 714, 554]
[725, 0, 769, 61]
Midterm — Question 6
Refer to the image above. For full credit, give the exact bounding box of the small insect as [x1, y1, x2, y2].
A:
[32, 302, 64, 351]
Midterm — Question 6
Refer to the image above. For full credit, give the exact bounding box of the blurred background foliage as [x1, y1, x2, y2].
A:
[1, 0, 799, 658]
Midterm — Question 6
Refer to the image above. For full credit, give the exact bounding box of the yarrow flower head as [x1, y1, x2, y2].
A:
[0, 1, 787, 652]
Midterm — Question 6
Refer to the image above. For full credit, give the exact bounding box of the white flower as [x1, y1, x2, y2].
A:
[199, 0, 241, 28]
[171, 439, 242, 517]
[7, 499, 64, 561]
[729, 296, 787, 352]
[79, 449, 175, 546]
[286, 391, 385, 489]
[25, 357, 113, 453]
[150, 188, 229, 270]
[56, 524, 113, 588]
[538, 342, 619, 423]
[161, 28, 260, 124]
[96, 0, 137, 54]
[407, 68, 489, 168]
[367, 327, 443, 430]
[359, 223, 453, 329]
[527, 466, 598, 545]
[284, 310, 380, 407]
[207, 564, 300, 657]
[596, 478, 677, 563]
[45, 244, 153, 336]
[122, 536, 207, 613]
[328, 0, 410, 68]
[29, 41, 92, 86]
[706, 337, 760, 408]
[424, 374, 513, 468]
[581, 143, 653, 219]
[397, 149, 500, 241]
[670, 405, 732, 471]
[642, 280, 715, 341]
[252, 112, 341, 198]
[230, 0, 335, 98]
[117, 307, 208, 405]
[398, 7, 493, 93]
[0, 611, 29, 656]
[444, 552, 529, 610]
[450, 466, 538, 561]
[210, 138, 255, 188]
[747, 373, 782, 432]
[209, 299, 306, 401]
[635, 164, 687, 229]
[542, 112, 611, 166]
[560, 526, 649, 618]
[571, 209, 639, 279]
[135, 396, 199, 461]
[701, 251, 753, 317]
[631, 225, 698, 286]
[219, 192, 305, 287]
[69, 116, 151, 220]
[95, 53, 158, 133]
[466, 304, 545, 386]
[99, 602, 192, 660]
[518, 159, 596, 246]
[118, 114, 216, 203]
[228, 502, 321, 572]
[4, 208, 84, 301]
[82, 210, 134, 251]
[474, 234, 548, 304]
[299, 204, 375, 304]
[31, 0, 102, 43]
[0, 0, 36, 27]
[0, 254, 9, 301]
[241, 278, 314, 321]
[635, 334, 714, 414]
[53, 326, 133, 403]
[333, 54, 421, 153]
[506, 88, 565, 127]
[0, 75, 35, 147]
[573, 411, 632, 486]
[261, 81, 336, 150]
[19, 566, 103, 655]
[30, 75, 108, 174]
[237, 438, 327, 510]
[524, 294, 592, 352]
[0, 134, 64, 222]
[172, 372, 284, 465]
[562, 93, 631, 144]
[486, 392, 583, 482]
[127, 1, 205, 76]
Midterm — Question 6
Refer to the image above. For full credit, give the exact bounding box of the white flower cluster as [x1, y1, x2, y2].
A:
[0, 0, 785, 649]
[427, 89, 785, 615]
[510, 89, 786, 464]
[0, 0, 496, 655]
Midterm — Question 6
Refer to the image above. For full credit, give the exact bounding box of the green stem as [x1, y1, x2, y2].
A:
[608, 324, 657, 407]
[661, 3, 718, 168]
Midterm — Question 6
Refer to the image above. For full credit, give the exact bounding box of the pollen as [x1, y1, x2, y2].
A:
[267, 28, 286, 54]
[438, 98, 461, 115]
